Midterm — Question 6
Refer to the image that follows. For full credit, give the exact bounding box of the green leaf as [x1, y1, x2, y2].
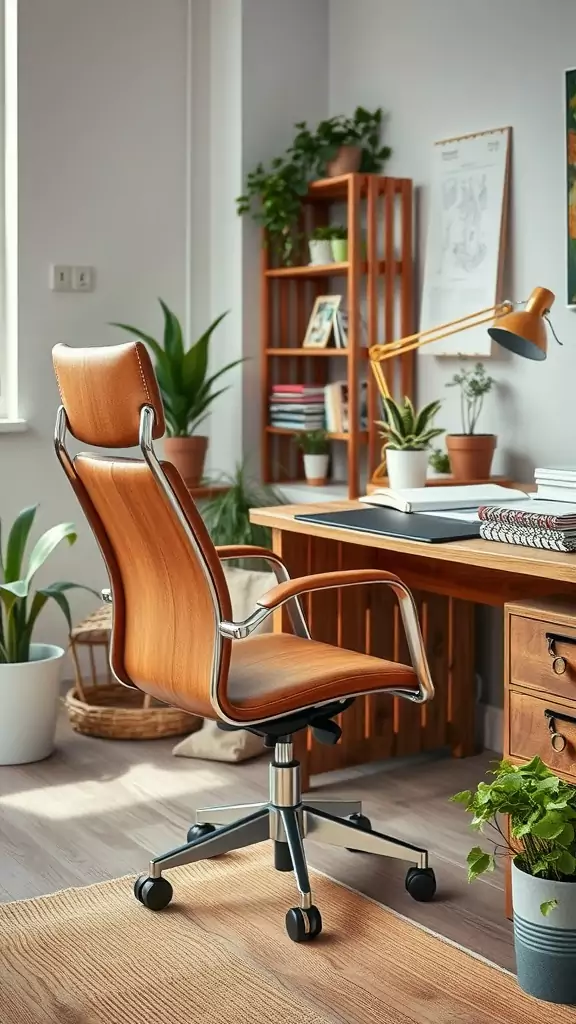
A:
[540, 899, 559, 917]
[22, 523, 77, 594]
[557, 822, 575, 847]
[451, 790, 473, 805]
[531, 813, 565, 840]
[557, 850, 576, 876]
[159, 299, 184, 364]
[414, 399, 442, 436]
[467, 846, 494, 882]
[4, 505, 37, 583]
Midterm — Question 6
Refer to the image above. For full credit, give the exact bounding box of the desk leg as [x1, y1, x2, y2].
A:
[448, 598, 476, 758]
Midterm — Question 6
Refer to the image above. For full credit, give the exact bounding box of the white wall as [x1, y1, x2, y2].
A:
[10, 0, 189, 647]
[329, 0, 576, 479]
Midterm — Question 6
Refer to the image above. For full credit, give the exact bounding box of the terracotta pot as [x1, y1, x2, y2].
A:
[164, 436, 208, 488]
[446, 434, 496, 481]
[326, 145, 362, 177]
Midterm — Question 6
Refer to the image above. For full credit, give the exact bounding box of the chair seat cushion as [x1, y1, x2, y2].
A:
[225, 633, 418, 721]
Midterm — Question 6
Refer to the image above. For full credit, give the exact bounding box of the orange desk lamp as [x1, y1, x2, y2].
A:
[369, 286, 556, 402]
[368, 286, 556, 481]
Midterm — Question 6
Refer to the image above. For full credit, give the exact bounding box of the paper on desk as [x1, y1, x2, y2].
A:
[418, 509, 480, 523]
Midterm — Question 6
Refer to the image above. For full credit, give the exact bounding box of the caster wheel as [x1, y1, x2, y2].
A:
[346, 811, 372, 852]
[405, 866, 436, 902]
[187, 822, 216, 843]
[134, 874, 173, 911]
[285, 905, 322, 943]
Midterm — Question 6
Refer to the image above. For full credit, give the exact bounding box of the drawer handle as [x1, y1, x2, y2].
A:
[544, 709, 571, 752]
[545, 633, 573, 674]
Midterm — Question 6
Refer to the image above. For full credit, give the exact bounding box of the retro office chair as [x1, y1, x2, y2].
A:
[52, 340, 436, 943]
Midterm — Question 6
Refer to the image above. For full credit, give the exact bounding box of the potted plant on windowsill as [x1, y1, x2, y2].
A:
[452, 756, 576, 1004]
[445, 362, 496, 481]
[112, 301, 242, 487]
[0, 506, 96, 765]
[295, 430, 330, 486]
[376, 396, 443, 490]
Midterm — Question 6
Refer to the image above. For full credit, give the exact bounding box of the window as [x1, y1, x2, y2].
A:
[0, 0, 18, 422]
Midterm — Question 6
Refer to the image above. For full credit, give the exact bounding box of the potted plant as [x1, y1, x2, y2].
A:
[308, 226, 335, 266]
[295, 430, 330, 486]
[428, 447, 451, 477]
[452, 756, 576, 1004]
[303, 106, 391, 177]
[445, 362, 496, 481]
[329, 225, 348, 262]
[237, 107, 391, 266]
[111, 301, 242, 487]
[0, 506, 95, 765]
[376, 396, 443, 490]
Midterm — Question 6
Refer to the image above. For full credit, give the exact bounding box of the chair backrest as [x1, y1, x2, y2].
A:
[53, 341, 232, 720]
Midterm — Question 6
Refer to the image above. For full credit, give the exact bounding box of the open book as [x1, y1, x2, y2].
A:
[359, 484, 528, 515]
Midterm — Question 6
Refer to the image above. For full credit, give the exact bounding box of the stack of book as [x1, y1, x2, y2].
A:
[478, 499, 576, 553]
[269, 384, 325, 431]
[534, 466, 576, 503]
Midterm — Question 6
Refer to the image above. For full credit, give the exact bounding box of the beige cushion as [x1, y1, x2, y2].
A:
[173, 720, 266, 762]
[172, 567, 275, 761]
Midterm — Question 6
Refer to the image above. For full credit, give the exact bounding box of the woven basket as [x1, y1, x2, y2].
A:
[65, 605, 201, 740]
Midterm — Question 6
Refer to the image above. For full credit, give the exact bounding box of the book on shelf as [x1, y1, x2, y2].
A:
[360, 483, 527, 515]
[324, 380, 368, 433]
[479, 522, 576, 553]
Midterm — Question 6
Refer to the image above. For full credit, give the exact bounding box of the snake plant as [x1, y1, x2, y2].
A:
[0, 506, 96, 663]
[376, 395, 444, 451]
[111, 301, 243, 437]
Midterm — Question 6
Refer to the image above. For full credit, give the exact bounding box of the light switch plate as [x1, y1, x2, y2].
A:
[71, 265, 95, 292]
[50, 265, 72, 291]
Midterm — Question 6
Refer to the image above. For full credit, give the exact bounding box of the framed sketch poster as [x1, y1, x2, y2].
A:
[420, 126, 511, 357]
[566, 69, 576, 306]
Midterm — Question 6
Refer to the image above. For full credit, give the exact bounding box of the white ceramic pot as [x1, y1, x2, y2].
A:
[0, 644, 65, 765]
[304, 453, 329, 486]
[385, 449, 429, 490]
[308, 239, 333, 266]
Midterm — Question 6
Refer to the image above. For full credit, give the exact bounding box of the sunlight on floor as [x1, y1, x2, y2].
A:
[0, 762, 230, 820]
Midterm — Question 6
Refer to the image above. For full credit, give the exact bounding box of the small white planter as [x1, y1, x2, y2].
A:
[512, 859, 576, 1003]
[0, 644, 65, 765]
[308, 239, 333, 266]
[385, 449, 428, 490]
[304, 453, 329, 486]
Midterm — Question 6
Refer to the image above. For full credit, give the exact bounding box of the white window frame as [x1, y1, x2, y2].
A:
[0, 0, 20, 425]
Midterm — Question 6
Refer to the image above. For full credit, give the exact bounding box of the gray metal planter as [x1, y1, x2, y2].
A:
[512, 859, 576, 1004]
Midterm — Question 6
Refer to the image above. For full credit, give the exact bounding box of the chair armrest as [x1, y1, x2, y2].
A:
[256, 569, 434, 705]
[256, 569, 402, 609]
[215, 545, 278, 562]
[215, 545, 310, 639]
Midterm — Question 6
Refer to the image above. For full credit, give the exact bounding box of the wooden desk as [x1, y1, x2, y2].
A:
[250, 500, 576, 786]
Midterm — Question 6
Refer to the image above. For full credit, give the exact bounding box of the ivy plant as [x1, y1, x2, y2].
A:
[237, 107, 391, 265]
[452, 756, 576, 915]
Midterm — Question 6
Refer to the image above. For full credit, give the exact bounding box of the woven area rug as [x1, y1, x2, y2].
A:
[1, 847, 573, 1024]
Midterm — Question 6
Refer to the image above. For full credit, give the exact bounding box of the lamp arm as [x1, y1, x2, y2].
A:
[368, 299, 513, 400]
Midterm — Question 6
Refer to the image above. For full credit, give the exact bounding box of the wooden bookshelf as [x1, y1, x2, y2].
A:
[261, 172, 414, 498]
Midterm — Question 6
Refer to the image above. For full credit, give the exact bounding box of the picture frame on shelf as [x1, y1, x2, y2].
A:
[302, 294, 341, 349]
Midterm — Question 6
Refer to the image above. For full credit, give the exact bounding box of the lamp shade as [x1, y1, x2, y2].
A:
[487, 287, 555, 360]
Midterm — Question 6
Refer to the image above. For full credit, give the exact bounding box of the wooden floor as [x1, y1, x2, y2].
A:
[0, 714, 514, 971]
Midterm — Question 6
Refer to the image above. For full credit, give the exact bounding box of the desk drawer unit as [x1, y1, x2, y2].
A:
[505, 597, 576, 784]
